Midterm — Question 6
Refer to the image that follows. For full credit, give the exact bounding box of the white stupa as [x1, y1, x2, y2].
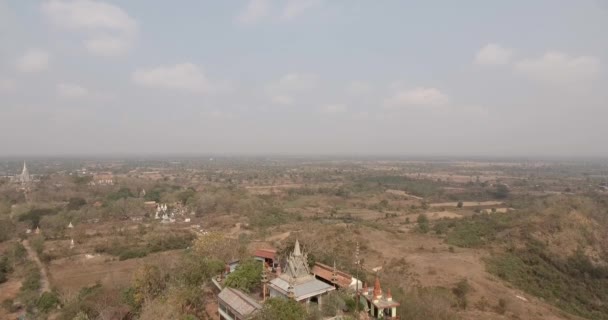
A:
[68, 222, 74, 229]
[19, 162, 32, 186]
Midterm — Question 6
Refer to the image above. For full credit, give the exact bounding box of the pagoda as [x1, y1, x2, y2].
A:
[268, 240, 335, 305]
[359, 274, 400, 319]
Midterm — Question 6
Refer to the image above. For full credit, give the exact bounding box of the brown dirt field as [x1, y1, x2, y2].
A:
[404, 173, 499, 183]
[403, 211, 463, 222]
[481, 208, 512, 214]
[357, 227, 579, 320]
[430, 201, 505, 208]
[385, 189, 424, 200]
[0, 279, 22, 319]
[48, 250, 182, 294]
[245, 183, 303, 195]
[265, 231, 291, 242]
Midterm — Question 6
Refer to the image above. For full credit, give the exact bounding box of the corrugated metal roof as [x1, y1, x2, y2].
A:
[312, 262, 353, 288]
[218, 287, 262, 317]
[269, 277, 335, 301]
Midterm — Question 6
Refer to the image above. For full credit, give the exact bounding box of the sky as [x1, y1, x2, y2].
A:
[1, 0, 607, 157]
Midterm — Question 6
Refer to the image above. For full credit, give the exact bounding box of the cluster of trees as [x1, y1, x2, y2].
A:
[59, 251, 225, 319]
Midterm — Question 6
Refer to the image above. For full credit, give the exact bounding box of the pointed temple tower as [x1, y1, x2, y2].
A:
[268, 239, 335, 305]
[360, 273, 400, 319]
[19, 161, 32, 187]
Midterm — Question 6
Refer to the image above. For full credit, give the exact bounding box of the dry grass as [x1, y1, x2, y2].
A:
[430, 201, 505, 208]
[48, 250, 182, 294]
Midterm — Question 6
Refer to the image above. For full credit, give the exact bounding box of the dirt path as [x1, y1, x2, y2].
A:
[22, 239, 51, 293]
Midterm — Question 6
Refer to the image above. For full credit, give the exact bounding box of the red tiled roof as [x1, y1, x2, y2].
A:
[254, 249, 276, 260]
[312, 262, 352, 288]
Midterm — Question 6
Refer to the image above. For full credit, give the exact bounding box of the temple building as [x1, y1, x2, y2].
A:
[312, 261, 361, 290]
[359, 275, 400, 319]
[268, 240, 335, 305]
[19, 162, 32, 186]
[89, 173, 114, 186]
[253, 248, 278, 270]
[218, 287, 262, 320]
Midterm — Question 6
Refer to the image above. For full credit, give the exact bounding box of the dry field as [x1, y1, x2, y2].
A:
[48, 250, 182, 294]
[385, 189, 424, 200]
[430, 201, 505, 208]
[0, 279, 21, 319]
[245, 184, 304, 195]
[357, 227, 580, 320]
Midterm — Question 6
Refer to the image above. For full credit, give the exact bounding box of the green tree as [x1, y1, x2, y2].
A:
[67, 197, 87, 211]
[107, 187, 134, 201]
[321, 292, 346, 317]
[253, 298, 307, 320]
[177, 189, 196, 205]
[417, 213, 430, 233]
[37, 292, 60, 313]
[131, 264, 166, 308]
[225, 258, 262, 293]
[452, 279, 470, 310]
[493, 184, 510, 199]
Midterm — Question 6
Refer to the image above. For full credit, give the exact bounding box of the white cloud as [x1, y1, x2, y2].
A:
[84, 35, 133, 56]
[41, 0, 136, 32]
[16, 49, 50, 73]
[266, 72, 318, 104]
[271, 95, 294, 105]
[475, 43, 512, 66]
[321, 104, 347, 114]
[346, 81, 372, 96]
[236, 0, 271, 24]
[282, 0, 323, 20]
[0, 78, 16, 91]
[352, 111, 370, 120]
[41, 0, 137, 56]
[270, 73, 318, 91]
[132, 63, 219, 93]
[514, 51, 600, 86]
[57, 83, 88, 98]
[384, 87, 449, 108]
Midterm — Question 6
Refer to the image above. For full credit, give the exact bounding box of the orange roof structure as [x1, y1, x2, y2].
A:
[373, 275, 382, 297]
[312, 262, 353, 288]
[254, 248, 277, 260]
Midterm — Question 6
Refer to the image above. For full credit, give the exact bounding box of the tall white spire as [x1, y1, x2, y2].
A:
[20, 161, 31, 185]
[293, 239, 301, 256]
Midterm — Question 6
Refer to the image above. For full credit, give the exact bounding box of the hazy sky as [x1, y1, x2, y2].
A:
[1, 0, 607, 157]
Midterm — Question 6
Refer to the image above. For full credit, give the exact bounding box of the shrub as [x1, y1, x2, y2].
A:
[107, 187, 134, 201]
[475, 296, 489, 311]
[452, 279, 470, 309]
[67, 197, 87, 211]
[146, 231, 194, 253]
[21, 265, 41, 292]
[1, 298, 18, 313]
[398, 287, 458, 320]
[417, 214, 430, 233]
[495, 298, 507, 315]
[118, 248, 149, 261]
[37, 292, 60, 313]
[486, 245, 608, 319]
[224, 258, 262, 293]
[0, 218, 16, 242]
